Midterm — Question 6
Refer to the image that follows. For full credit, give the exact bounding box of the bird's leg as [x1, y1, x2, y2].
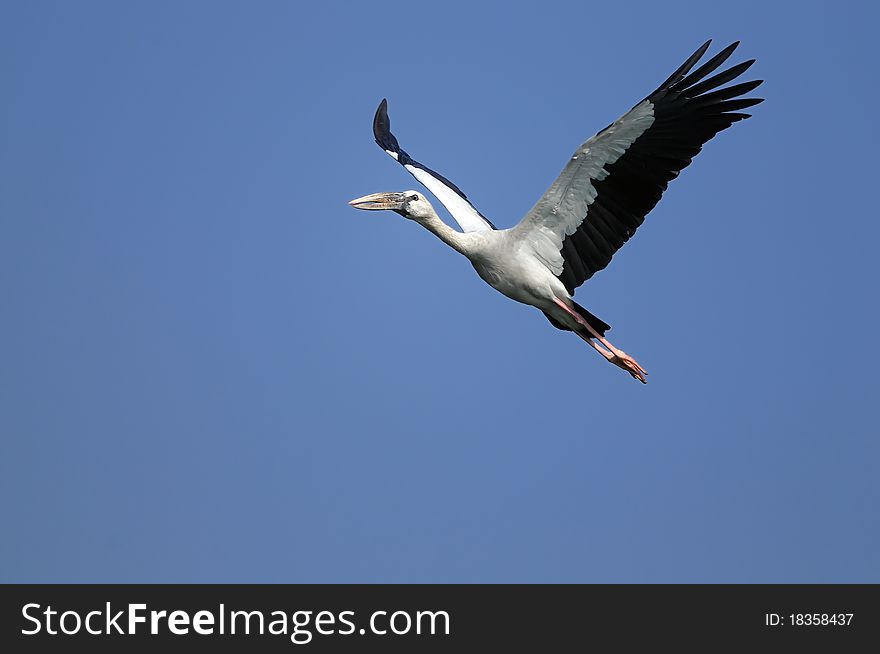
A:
[577, 332, 647, 384]
[553, 298, 647, 383]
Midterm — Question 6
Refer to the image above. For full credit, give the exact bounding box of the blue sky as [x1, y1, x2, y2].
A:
[1, 1, 878, 582]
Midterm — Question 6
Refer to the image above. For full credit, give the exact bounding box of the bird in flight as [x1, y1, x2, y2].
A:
[350, 40, 762, 383]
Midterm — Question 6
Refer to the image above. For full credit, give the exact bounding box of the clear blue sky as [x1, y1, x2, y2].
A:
[2, 1, 878, 582]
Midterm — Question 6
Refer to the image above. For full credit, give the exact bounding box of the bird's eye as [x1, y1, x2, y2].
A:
[409, 195, 418, 202]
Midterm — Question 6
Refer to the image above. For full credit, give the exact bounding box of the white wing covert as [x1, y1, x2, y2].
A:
[512, 40, 763, 293]
[372, 100, 496, 233]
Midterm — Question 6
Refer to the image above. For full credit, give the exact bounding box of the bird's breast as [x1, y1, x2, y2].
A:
[470, 252, 563, 309]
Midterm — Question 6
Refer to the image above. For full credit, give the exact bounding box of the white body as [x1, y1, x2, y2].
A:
[400, 199, 580, 329]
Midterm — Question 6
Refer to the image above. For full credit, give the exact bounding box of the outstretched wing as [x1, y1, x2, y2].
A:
[372, 99, 496, 232]
[511, 40, 763, 293]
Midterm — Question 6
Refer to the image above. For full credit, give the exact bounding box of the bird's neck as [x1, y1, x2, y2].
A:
[416, 210, 475, 257]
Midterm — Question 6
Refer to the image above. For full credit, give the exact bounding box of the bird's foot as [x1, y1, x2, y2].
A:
[609, 350, 648, 384]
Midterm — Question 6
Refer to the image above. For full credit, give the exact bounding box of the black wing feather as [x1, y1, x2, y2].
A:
[558, 41, 763, 293]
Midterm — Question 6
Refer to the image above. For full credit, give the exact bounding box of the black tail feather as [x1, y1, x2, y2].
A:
[542, 301, 611, 337]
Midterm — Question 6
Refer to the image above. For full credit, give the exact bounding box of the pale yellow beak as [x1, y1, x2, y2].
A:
[348, 192, 408, 211]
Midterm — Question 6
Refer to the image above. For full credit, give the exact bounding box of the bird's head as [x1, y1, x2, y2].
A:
[348, 190, 434, 221]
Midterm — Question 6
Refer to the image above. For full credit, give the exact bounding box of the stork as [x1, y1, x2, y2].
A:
[350, 40, 762, 383]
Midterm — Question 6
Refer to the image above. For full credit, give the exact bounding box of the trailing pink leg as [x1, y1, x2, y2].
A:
[553, 298, 647, 383]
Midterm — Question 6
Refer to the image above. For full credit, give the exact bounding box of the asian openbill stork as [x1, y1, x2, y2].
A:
[350, 40, 762, 383]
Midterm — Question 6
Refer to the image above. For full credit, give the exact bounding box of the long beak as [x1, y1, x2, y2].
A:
[348, 192, 407, 211]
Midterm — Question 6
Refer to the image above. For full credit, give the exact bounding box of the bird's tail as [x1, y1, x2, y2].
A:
[573, 301, 611, 337]
[542, 300, 611, 337]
